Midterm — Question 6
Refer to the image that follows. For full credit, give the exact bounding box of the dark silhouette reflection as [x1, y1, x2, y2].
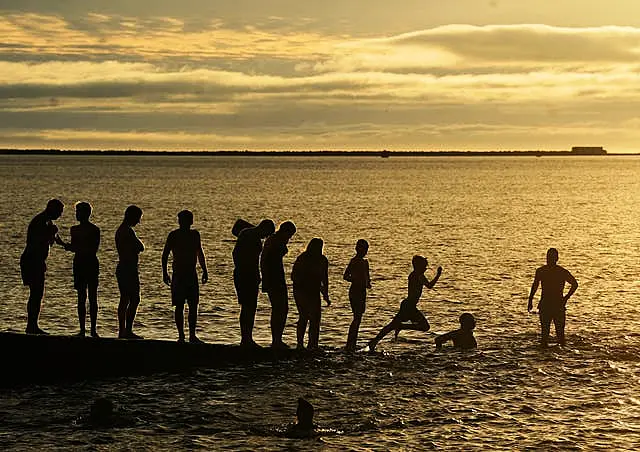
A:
[527, 248, 578, 347]
[435, 313, 477, 350]
[344, 239, 371, 351]
[21, 198, 64, 335]
[368, 255, 442, 351]
[59, 202, 100, 338]
[260, 221, 296, 348]
[285, 397, 315, 438]
[232, 219, 276, 347]
[162, 210, 208, 343]
[116, 205, 144, 339]
[291, 238, 330, 350]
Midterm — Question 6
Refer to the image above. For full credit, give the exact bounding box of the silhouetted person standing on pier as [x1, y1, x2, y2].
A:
[162, 210, 208, 343]
[260, 221, 296, 348]
[60, 202, 101, 338]
[528, 248, 578, 347]
[116, 205, 144, 339]
[292, 238, 330, 350]
[21, 199, 64, 335]
[233, 219, 276, 347]
[344, 239, 371, 351]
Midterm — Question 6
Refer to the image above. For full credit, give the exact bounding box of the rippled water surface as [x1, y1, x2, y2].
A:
[1, 155, 640, 450]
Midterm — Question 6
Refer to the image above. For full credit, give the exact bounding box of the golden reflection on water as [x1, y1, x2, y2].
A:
[1, 155, 640, 449]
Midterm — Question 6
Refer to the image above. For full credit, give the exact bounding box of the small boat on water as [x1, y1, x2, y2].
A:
[0, 332, 299, 386]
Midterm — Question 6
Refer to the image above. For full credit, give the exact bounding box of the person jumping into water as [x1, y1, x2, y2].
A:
[527, 247, 578, 347]
[368, 255, 442, 351]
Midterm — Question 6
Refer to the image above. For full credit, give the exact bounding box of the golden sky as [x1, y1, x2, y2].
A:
[2, 0, 640, 151]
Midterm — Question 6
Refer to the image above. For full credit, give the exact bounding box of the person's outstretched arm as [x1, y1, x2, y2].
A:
[527, 270, 541, 312]
[196, 231, 208, 284]
[426, 266, 443, 289]
[161, 234, 172, 286]
[435, 330, 456, 349]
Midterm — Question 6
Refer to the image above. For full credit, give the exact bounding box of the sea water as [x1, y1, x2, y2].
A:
[1, 155, 639, 450]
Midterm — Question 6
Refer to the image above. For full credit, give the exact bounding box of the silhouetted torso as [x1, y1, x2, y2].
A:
[115, 222, 143, 267]
[165, 229, 201, 278]
[345, 256, 369, 290]
[536, 264, 575, 310]
[70, 222, 100, 264]
[22, 211, 57, 262]
[233, 227, 263, 283]
[260, 234, 288, 291]
[406, 271, 428, 304]
[292, 252, 328, 294]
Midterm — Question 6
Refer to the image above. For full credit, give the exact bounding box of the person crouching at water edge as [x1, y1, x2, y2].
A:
[367, 255, 442, 351]
[58, 202, 101, 338]
[527, 247, 578, 347]
[21, 198, 64, 335]
[292, 238, 330, 350]
[435, 313, 477, 350]
[116, 205, 144, 339]
[162, 210, 208, 344]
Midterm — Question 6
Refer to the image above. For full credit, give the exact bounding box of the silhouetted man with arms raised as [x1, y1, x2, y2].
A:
[260, 221, 296, 348]
[21, 199, 64, 335]
[528, 248, 578, 347]
[162, 210, 208, 344]
[233, 219, 275, 347]
[116, 205, 144, 339]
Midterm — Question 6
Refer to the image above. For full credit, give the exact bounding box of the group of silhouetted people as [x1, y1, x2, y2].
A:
[20, 199, 579, 350]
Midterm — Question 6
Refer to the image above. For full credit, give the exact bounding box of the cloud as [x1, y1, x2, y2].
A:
[3, 14, 640, 151]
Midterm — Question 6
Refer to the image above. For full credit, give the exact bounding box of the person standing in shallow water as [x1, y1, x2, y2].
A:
[260, 221, 297, 348]
[162, 210, 208, 343]
[527, 247, 578, 347]
[233, 219, 276, 347]
[21, 199, 64, 335]
[291, 238, 330, 350]
[59, 202, 101, 338]
[344, 239, 371, 351]
[116, 205, 144, 339]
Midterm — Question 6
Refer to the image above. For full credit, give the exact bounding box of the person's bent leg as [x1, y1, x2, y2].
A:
[88, 283, 99, 337]
[368, 320, 398, 350]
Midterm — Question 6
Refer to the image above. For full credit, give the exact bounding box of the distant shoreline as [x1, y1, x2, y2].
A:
[0, 149, 633, 157]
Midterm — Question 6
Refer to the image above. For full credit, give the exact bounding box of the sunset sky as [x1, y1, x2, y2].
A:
[3, 0, 640, 152]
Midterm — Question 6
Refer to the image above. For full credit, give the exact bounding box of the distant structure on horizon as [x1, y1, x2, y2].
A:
[570, 146, 607, 155]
